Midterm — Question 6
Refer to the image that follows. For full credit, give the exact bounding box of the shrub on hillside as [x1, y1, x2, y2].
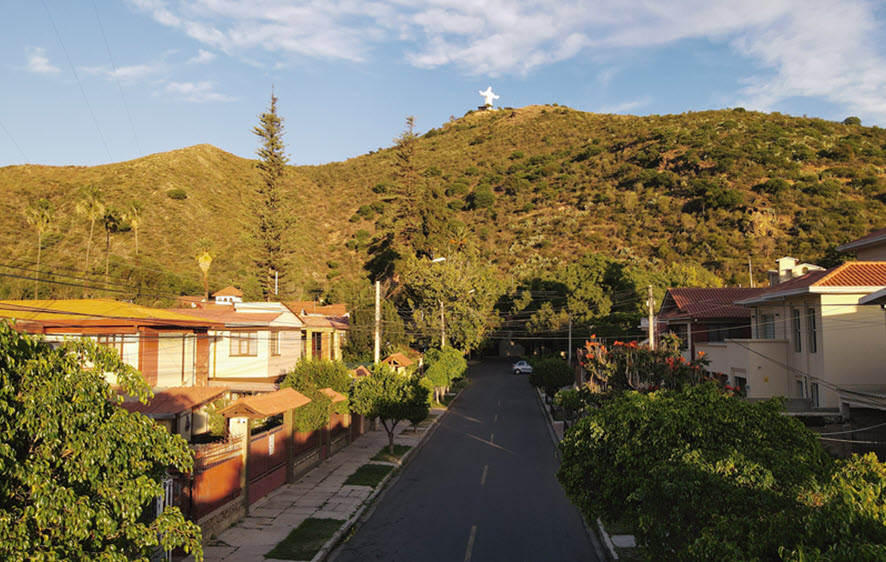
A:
[166, 188, 187, 200]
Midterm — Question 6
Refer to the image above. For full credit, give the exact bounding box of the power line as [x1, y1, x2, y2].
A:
[41, 0, 113, 162]
[91, 0, 142, 156]
[0, 119, 29, 163]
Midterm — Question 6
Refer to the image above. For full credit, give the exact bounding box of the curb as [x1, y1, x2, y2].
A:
[532, 387, 612, 562]
[315, 386, 466, 562]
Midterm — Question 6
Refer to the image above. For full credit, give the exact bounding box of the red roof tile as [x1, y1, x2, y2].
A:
[660, 288, 767, 320]
[285, 301, 348, 316]
[218, 387, 311, 419]
[212, 286, 243, 298]
[836, 227, 886, 252]
[121, 386, 227, 417]
[171, 308, 282, 326]
[382, 352, 413, 367]
[351, 365, 372, 377]
[816, 261, 886, 286]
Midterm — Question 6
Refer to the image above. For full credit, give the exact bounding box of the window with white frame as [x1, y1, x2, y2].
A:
[230, 332, 258, 357]
[97, 334, 124, 357]
[759, 313, 776, 339]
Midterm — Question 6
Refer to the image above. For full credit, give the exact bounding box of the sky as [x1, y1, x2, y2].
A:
[3, 0, 886, 168]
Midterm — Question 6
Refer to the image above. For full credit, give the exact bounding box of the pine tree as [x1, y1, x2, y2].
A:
[251, 92, 291, 301]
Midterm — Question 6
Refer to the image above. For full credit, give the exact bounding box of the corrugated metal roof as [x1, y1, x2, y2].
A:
[0, 299, 222, 328]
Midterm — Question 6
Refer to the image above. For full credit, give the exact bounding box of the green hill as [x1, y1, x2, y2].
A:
[1, 105, 884, 305]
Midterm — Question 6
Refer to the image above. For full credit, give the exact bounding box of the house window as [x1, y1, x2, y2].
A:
[792, 309, 802, 353]
[734, 376, 748, 398]
[269, 331, 280, 357]
[795, 379, 805, 398]
[669, 324, 688, 350]
[230, 332, 257, 357]
[312, 332, 323, 358]
[708, 323, 724, 343]
[97, 334, 124, 357]
[807, 308, 817, 353]
[811, 383, 820, 408]
[759, 313, 776, 339]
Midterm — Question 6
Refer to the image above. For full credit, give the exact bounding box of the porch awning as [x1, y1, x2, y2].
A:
[320, 387, 347, 403]
[219, 387, 312, 419]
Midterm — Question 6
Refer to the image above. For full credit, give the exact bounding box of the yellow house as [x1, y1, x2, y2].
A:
[697, 260, 886, 408]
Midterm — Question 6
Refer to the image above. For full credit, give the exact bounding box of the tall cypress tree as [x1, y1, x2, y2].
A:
[251, 92, 290, 301]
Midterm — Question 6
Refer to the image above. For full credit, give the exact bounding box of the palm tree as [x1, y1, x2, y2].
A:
[125, 200, 143, 257]
[75, 186, 104, 296]
[23, 198, 54, 299]
[195, 238, 214, 301]
[101, 207, 121, 291]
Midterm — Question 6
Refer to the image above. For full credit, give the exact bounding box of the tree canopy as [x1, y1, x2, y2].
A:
[0, 322, 202, 561]
[350, 365, 431, 453]
[280, 358, 351, 432]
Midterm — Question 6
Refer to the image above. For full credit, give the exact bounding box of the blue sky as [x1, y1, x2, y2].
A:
[3, 0, 886, 168]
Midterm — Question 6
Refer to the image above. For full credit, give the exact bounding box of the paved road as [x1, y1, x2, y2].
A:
[331, 360, 599, 562]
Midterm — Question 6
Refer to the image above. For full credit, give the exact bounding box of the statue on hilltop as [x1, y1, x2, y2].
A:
[479, 87, 499, 110]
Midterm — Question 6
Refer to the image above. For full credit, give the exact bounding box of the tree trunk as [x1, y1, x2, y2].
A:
[34, 233, 41, 300]
[83, 220, 95, 297]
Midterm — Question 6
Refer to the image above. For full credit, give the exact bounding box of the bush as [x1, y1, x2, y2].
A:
[166, 188, 188, 200]
[469, 186, 495, 209]
[842, 116, 862, 126]
[557, 383, 886, 559]
[528, 357, 573, 396]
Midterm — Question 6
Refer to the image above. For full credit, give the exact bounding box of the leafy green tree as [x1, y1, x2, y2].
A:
[75, 185, 104, 296]
[251, 92, 291, 301]
[424, 346, 467, 402]
[0, 322, 202, 560]
[350, 365, 430, 454]
[400, 252, 503, 353]
[842, 116, 862, 126]
[23, 197, 54, 299]
[280, 359, 351, 432]
[557, 383, 853, 560]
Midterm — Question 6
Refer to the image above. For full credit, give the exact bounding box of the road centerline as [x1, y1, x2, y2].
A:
[464, 525, 477, 562]
[480, 464, 488, 486]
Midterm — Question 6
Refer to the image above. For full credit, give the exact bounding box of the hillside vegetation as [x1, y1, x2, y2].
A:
[1, 105, 884, 305]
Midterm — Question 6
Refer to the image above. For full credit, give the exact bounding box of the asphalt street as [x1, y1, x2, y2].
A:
[330, 359, 599, 562]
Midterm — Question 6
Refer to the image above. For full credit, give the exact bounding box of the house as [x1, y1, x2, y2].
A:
[658, 287, 767, 360]
[284, 301, 349, 361]
[837, 227, 886, 261]
[120, 385, 227, 442]
[381, 352, 414, 373]
[213, 286, 244, 304]
[696, 260, 886, 408]
[173, 301, 304, 392]
[0, 299, 221, 387]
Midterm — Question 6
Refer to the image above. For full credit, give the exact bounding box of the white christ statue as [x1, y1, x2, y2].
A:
[479, 87, 499, 107]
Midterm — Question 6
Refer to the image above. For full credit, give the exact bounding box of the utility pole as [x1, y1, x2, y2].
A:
[567, 312, 573, 366]
[647, 285, 655, 351]
[440, 300, 446, 348]
[748, 257, 755, 288]
[374, 280, 381, 364]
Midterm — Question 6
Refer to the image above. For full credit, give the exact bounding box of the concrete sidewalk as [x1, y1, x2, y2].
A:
[187, 409, 444, 562]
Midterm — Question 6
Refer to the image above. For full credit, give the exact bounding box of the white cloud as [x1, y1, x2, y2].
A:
[163, 81, 235, 102]
[81, 61, 167, 81]
[598, 97, 652, 114]
[127, 0, 886, 120]
[25, 47, 60, 75]
[188, 49, 216, 64]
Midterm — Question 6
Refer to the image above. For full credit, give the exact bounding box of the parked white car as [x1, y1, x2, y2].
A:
[512, 360, 533, 375]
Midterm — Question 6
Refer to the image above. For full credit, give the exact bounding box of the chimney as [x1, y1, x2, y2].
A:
[776, 257, 798, 285]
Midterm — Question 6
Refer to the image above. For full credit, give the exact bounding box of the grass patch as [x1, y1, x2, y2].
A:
[601, 518, 635, 536]
[344, 463, 394, 487]
[371, 444, 411, 463]
[265, 518, 344, 560]
[400, 418, 434, 433]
